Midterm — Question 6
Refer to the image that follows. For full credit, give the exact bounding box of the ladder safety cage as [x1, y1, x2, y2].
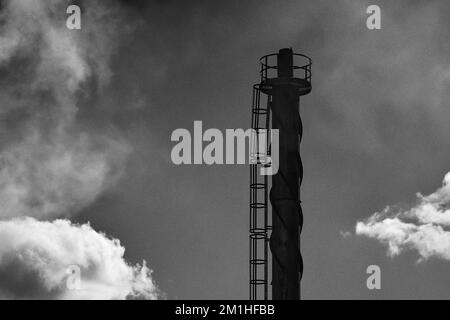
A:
[249, 83, 272, 300]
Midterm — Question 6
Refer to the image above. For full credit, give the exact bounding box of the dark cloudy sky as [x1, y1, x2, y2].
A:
[72, 0, 450, 299]
[2, 0, 449, 299]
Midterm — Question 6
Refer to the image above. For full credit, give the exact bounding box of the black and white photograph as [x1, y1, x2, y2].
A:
[0, 0, 448, 314]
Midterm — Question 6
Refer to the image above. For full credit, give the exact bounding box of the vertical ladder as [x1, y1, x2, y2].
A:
[249, 84, 272, 300]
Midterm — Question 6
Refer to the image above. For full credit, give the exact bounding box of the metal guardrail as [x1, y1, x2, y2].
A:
[259, 53, 312, 83]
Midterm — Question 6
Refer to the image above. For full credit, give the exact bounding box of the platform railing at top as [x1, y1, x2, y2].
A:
[259, 53, 312, 84]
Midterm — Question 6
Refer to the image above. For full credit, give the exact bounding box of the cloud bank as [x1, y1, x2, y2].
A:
[0, 218, 160, 300]
[0, 0, 160, 299]
[356, 172, 450, 261]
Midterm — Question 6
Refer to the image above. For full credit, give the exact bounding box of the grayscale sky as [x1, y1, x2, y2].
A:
[77, 0, 449, 299]
[1, 0, 449, 299]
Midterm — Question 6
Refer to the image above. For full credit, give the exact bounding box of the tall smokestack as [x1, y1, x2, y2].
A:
[249, 48, 311, 300]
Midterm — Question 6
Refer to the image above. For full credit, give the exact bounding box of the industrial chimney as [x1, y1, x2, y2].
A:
[250, 48, 312, 300]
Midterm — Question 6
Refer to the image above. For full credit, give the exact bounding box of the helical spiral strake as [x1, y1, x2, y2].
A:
[297, 113, 304, 283]
[268, 98, 303, 300]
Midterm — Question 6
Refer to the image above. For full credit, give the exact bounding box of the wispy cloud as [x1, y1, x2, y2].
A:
[0, 0, 130, 219]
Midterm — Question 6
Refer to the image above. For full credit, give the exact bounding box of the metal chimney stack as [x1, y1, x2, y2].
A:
[249, 48, 311, 300]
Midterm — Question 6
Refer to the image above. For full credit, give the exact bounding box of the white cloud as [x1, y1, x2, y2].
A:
[0, 217, 161, 300]
[0, 0, 161, 299]
[356, 173, 450, 261]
